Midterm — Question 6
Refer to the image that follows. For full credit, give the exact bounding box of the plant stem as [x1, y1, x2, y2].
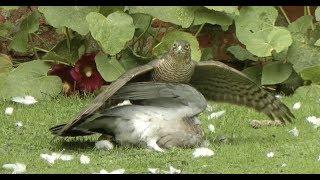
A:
[278, 6, 291, 24]
[195, 23, 205, 37]
[35, 47, 49, 53]
[130, 18, 152, 48]
[304, 6, 307, 16]
[28, 34, 39, 60]
[42, 59, 69, 65]
[307, 6, 315, 31]
[65, 27, 71, 53]
[32, 33, 51, 50]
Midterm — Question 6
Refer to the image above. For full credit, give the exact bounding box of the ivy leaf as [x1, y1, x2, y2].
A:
[39, 6, 99, 35]
[235, 6, 292, 57]
[261, 61, 292, 85]
[95, 54, 125, 82]
[193, 7, 233, 29]
[9, 11, 40, 52]
[86, 12, 135, 56]
[315, 6, 320, 21]
[42, 36, 84, 65]
[118, 50, 141, 70]
[131, 13, 152, 35]
[153, 30, 201, 61]
[242, 66, 262, 85]
[0, 60, 62, 100]
[99, 6, 124, 17]
[300, 65, 320, 84]
[227, 45, 258, 61]
[205, 6, 239, 16]
[128, 6, 197, 28]
[288, 15, 313, 34]
[0, 54, 13, 73]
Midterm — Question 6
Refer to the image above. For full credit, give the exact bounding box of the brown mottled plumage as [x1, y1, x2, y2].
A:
[54, 40, 294, 137]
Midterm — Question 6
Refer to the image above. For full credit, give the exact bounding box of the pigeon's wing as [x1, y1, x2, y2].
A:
[112, 82, 207, 115]
[57, 61, 157, 136]
[190, 60, 294, 123]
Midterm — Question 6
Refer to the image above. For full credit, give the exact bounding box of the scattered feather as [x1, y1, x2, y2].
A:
[14, 121, 23, 128]
[208, 124, 215, 133]
[202, 140, 211, 147]
[267, 152, 274, 158]
[4, 107, 13, 115]
[93, 169, 125, 174]
[116, 100, 132, 107]
[289, 127, 299, 137]
[165, 165, 181, 174]
[206, 104, 213, 111]
[306, 116, 320, 128]
[250, 120, 284, 129]
[80, 155, 90, 164]
[281, 163, 287, 167]
[292, 102, 301, 110]
[95, 140, 114, 150]
[40, 154, 57, 164]
[148, 168, 159, 174]
[193, 147, 214, 158]
[318, 156, 320, 161]
[275, 94, 282, 99]
[12, 96, 37, 105]
[59, 154, 73, 161]
[2, 163, 26, 174]
[208, 110, 225, 119]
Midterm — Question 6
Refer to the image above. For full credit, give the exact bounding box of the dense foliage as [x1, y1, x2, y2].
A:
[0, 6, 320, 100]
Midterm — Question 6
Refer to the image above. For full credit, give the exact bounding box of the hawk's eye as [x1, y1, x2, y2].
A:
[173, 44, 177, 49]
[184, 45, 190, 50]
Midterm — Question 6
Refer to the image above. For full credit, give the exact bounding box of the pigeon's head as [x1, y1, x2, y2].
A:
[169, 40, 191, 64]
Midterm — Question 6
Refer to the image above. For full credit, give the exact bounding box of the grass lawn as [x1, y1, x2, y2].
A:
[1, 85, 320, 174]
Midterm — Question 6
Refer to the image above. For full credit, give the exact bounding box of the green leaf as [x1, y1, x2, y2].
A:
[128, 6, 197, 28]
[95, 54, 125, 82]
[131, 13, 152, 32]
[118, 50, 141, 70]
[39, 6, 99, 35]
[242, 66, 262, 85]
[288, 15, 313, 34]
[9, 11, 41, 52]
[227, 45, 258, 61]
[193, 7, 233, 29]
[153, 30, 201, 61]
[235, 6, 292, 57]
[205, 6, 239, 16]
[0, 54, 13, 73]
[86, 12, 135, 56]
[42, 36, 84, 64]
[315, 6, 320, 21]
[0, 22, 14, 37]
[300, 65, 320, 84]
[99, 6, 124, 17]
[261, 61, 292, 85]
[0, 60, 62, 100]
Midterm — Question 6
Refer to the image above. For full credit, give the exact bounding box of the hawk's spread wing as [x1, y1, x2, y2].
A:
[57, 61, 156, 136]
[190, 60, 294, 123]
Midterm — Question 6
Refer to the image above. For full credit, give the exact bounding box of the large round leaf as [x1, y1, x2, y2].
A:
[261, 61, 292, 85]
[193, 7, 233, 29]
[300, 65, 320, 84]
[0, 60, 62, 100]
[315, 6, 320, 21]
[9, 11, 41, 52]
[205, 6, 239, 16]
[235, 6, 292, 57]
[128, 6, 197, 28]
[86, 12, 135, 56]
[153, 30, 201, 61]
[227, 45, 258, 61]
[39, 6, 99, 35]
[95, 54, 125, 82]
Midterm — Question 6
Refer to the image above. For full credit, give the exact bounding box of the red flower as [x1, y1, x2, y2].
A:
[48, 64, 76, 94]
[70, 53, 104, 93]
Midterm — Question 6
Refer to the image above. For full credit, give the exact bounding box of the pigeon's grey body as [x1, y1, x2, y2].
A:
[51, 82, 206, 151]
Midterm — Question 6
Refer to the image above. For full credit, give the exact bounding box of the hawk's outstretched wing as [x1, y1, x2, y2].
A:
[56, 61, 157, 136]
[190, 60, 294, 123]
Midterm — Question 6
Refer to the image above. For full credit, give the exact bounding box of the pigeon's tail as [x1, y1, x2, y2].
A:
[49, 124, 95, 137]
